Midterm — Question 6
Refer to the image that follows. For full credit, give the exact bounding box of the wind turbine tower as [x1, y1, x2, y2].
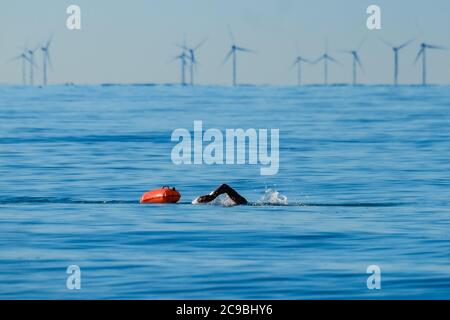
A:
[10, 51, 31, 85]
[314, 42, 340, 85]
[291, 54, 310, 86]
[414, 42, 446, 85]
[41, 37, 53, 86]
[380, 38, 414, 85]
[26, 46, 38, 86]
[223, 28, 255, 86]
[171, 50, 188, 85]
[181, 39, 207, 85]
[342, 49, 364, 85]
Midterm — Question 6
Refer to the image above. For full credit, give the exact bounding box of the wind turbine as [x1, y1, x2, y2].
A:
[41, 37, 53, 86]
[171, 51, 188, 85]
[180, 39, 207, 85]
[380, 38, 414, 85]
[290, 53, 310, 86]
[341, 40, 365, 85]
[313, 42, 340, 85]
[9, 51, 32, 85]
[222, 27, 255, 86]
[414, 42, 446, 86]
[25, 46, 38, 86]
[171, 36, 190, 86]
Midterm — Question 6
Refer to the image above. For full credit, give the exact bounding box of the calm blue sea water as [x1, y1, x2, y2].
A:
[0, 84, 449, 299]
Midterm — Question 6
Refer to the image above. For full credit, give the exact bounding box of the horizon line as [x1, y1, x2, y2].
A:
[1, 82, 450, 87]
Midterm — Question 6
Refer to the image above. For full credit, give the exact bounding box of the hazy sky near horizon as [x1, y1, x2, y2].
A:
[1, 0, 449, 85]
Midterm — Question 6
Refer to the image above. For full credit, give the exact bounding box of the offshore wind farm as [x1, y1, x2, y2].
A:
[4, 32, 448, 87]
[1, 1, 450, 86]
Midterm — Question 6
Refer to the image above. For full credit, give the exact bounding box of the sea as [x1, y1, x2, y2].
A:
[0, 84, 449, 299]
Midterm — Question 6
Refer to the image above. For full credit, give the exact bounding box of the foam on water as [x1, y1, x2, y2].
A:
[255, 188, 289, 206]
[210, 194, 238, 207]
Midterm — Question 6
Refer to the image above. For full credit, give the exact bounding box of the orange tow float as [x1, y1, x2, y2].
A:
[140, 186, 181, 204]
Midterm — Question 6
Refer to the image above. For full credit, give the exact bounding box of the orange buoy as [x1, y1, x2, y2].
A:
[140, 186, 181, 204]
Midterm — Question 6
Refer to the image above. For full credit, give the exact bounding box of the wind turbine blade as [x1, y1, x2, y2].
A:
[23, 55, 32, 64]
[295, 42, 300, 56]
[313, 56, 324, 64]
[221, 49, 233, 66]
[379, 37, 394, 48]
[398, 39, 415, 50]
[426, 44, 447, 50]
[414, 48, 424, 63]
[176, 44, 188, 51]
[29, 57, 38, 68]
[169, 54, 182, 63]
[194, 38, 207, 51]
[227, 25, 235, 44]
[327, 55, 341, 65]
[28, 44, 40, 54]
[357, 37, 366, 51]
[236, 46, 256, 53]
[23, 40, 29, 52]
[290, 59, 299, 70]
[355, 53, 364, 71]
[174, 36, 188, 52]
[182, 33, 186, 48]
[45, 36, 53, 49]
[46, 51, 53, 69]
[7, 54, 23, 63]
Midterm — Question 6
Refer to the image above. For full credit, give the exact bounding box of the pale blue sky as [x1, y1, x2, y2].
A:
[1, 0, 449, 85]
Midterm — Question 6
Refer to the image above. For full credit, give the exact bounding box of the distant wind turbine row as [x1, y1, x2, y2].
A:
[5, 33, 446, 86]
[174, 32, 446, 86]
[293, 38, 446, 86]
[379, 38, 446, 86]
[9, 37, 52, 86]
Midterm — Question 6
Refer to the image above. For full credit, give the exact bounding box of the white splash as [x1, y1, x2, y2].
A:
[211, 194, 237, 207]
[192, 188, 289, 207]
[256, 188, 288, 205]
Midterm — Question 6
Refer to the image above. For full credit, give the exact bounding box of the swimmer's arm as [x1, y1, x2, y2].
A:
[193, 184, 247, 205]
[194, 194, 215, 203]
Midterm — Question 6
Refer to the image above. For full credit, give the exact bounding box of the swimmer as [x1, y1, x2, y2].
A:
[192, 184, 248, 205]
